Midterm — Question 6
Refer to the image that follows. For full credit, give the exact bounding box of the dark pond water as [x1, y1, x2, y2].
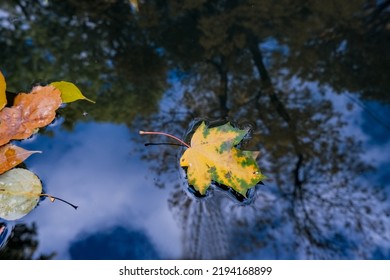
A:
[0, 1, 390, 260]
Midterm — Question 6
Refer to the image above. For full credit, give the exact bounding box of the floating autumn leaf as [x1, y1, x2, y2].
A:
[0, 144, 41, 175]
[51, 81, 95, 103]
[0, 168, 42, 221]
[0, 71, 6, 110]
[0, 168, 78, 221]
[140, 121, 265, 196]
[0, 75, 82, 221]
[0, 85, 62, 146]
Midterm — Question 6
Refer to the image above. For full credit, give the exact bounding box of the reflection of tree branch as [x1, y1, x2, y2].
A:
[366, 0, 390, 23]
[293, 175, 329, 249]
[247, 32, 304, 160]
[247, 33, 291, 123]
[15, 0, 32, 20]
[246, 38, 329, 253]
[346, 93, 390, 132]
[206, 57, 230, 118]
[293, 154, 304, 188]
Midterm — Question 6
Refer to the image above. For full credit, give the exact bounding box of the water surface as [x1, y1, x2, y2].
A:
[0, 0, 389, 259]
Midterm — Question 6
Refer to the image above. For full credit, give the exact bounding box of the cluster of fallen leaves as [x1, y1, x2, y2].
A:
[0, 71, 92, 220]
[141, 121, 265, 199]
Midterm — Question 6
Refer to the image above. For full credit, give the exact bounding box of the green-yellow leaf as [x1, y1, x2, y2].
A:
[50, 81, 95, 103]
[180, 121, 265, 196]
[0, 71, 6, 110]
[0, 168, 42, 221]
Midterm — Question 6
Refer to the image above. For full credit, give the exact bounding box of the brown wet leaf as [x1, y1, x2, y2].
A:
[0, 144, 41, 175]
[0, 85, 62, 146]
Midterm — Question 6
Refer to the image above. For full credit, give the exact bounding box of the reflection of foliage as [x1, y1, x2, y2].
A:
[283, 1, 390, 103]
[138, 0, 390, 259]
[0, 223, 55, 260]
[0, 0, 389, 259]
[0, 0, 167, 129]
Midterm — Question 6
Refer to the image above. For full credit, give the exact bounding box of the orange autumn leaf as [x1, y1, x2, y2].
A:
[0, 85, 62, 146]
[0, 144, 41, 175]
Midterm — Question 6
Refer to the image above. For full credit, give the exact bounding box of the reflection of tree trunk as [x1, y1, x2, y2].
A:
[247, 33, 291, 123]
[247, 33, 327, 245]
[181, 195, 229, 259]
[208, 57, 230, 118]
[247, 33, 303, 167]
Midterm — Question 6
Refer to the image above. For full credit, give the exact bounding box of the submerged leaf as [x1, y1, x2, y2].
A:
[0, 85, 62, 146]
[180, 121, 265, 196]
[0, 144, 41, 174]
[51, 81, 95, 103]
[0, 168, 42, 221]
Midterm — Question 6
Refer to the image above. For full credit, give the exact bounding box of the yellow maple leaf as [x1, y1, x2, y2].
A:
[140, 121, 265, 197]
[180, 122, 265, 196]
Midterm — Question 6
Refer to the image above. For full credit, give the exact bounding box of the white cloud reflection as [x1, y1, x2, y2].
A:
[20, 122, 181, 259]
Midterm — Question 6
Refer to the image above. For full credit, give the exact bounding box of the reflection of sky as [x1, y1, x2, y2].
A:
[310, 83, 390, 190]
[2, 77, 389, 260]
[4, 79, 389, 260]
[18, 122, 181, 259]
[309, 85, 390, 257]
[359, 101, 390, 202]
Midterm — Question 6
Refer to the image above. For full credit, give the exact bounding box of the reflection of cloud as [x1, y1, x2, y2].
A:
[20, 122, 181, 259]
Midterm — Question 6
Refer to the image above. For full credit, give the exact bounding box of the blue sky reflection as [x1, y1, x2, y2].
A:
[19, 122, 181, 259]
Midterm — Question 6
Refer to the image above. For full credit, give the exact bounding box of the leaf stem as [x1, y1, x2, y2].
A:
[139, 131, 190, 148]
[144, 142, 187, 147]
[40, 194, 78, 210]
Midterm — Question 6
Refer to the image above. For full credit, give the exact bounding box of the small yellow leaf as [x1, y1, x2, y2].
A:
[0, 71, 6, 110]
[51, 81, 95, 103]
